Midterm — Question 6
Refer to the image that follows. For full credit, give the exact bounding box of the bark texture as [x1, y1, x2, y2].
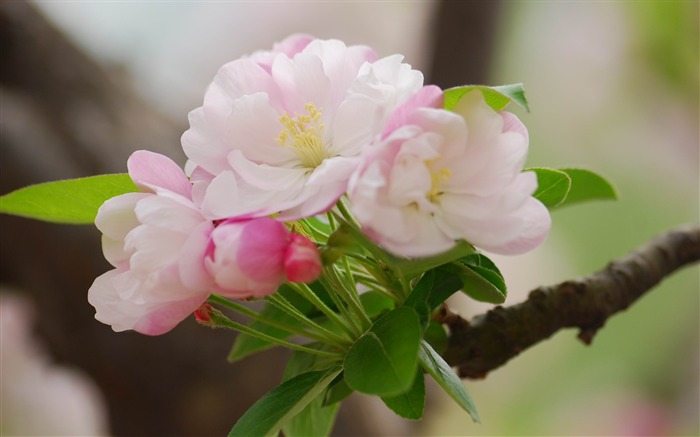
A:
[442, 224, 700, 379]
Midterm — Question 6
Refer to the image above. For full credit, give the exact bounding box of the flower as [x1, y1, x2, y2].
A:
[348, 87, 551, 257]
[205, 218, 322, 299]
[182, 35, 423, 221]
[88, 151, 214, 335]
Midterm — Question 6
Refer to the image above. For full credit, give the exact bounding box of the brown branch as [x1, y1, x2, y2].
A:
[442, 223, 700, 379]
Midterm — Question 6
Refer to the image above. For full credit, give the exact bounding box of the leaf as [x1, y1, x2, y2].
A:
[323, 377, 353, 406]
[443, 261, 506, 304]
[528, 167, 572, 208]
[282, 393, 340, 437]
[344, 307, 421, 396]
[423, 321, 449, 356]
[359, 291, 395, 319]
[0, 174, 137, 224]
[381, 371, 425, 420]
[404, 269, 463, 327]
[229, 366, 342, 437]
[459, 253, 507, 298]
[228, 285, 314, 363]
[282, 351, 342, 437]
[556, 168, 617, 208]
[419, 341, 479, 423]
[443, 83, 529, 112]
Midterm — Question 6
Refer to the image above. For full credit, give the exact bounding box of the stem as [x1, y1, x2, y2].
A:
[317, 275, 364, 337]
[286, 282, 358, 340]
[207, 309, 340, 358]
[264, 293, 349, 347]
[327, 265, 372, 330]
[336, 197, 360, 229]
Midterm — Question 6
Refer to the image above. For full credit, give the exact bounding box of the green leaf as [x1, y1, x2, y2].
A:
[344, 307, 421, 396]
[282, 393, 340, 437]
[323, 377, 353, 406]
[359, 291, 395, 319]
[423, 321, 449, 356]
[443, 261, 506, 304]
[228, 285, 314, 363]
[281, 348, 343, 437]
[0, 174, 137, 224]
[229, 366, 342, 437]
[556, 168, 617, 208]
[404, 269, 463, 327]
[458, 253, 507, 297]
[419, 341, 479, 423]
[528, 167, 572, 208]
[381, 371, 425, 420]
[443, 83, 529, 112]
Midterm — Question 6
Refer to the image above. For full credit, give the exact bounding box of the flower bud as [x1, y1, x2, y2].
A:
[284, 234, 322, 283]
[194, 303, 213, 323]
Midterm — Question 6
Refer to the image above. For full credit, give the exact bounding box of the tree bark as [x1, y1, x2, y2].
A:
[442, 224, 700, 379]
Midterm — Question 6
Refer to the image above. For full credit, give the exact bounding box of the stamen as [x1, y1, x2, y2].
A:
[426, 160, 451, 203]
[276, 103, 330, 169]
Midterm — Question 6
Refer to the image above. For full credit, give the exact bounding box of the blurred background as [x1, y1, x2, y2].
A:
[1, 1, 697, 436]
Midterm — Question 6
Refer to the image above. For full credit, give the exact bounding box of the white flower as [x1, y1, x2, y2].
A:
[348, 87, 551, 257]
[88, 151, 213, 335]
[182, 35, 423, 220]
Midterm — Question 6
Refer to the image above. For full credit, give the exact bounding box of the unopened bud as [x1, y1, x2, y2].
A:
[194, 303, 213, 323]
[284, 234, 322, 283]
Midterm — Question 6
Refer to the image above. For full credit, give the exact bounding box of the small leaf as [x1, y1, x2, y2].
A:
[323, 377, 353, 406]
[528, 168, 572, 208]
[443, 262, 506, 304]
[344, 307, 421, 396]
[419, 341, 479, 423]
[423, 321, 449, 356]
[404, 269, 463, 327]
[228, 285, 314, 363]
[229, 366, 342, 437]
[0, 174, 137, 224]
[556, 168, 617, 208]
[459, 253, 507, 297]
[443, 83, 529, 112]
[381, 371, 426, 420]
[282, 395, 340, 437]
[359, 291, 395, 318]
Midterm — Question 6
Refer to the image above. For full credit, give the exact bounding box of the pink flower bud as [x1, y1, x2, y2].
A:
[194, 303, 213, 323]
[284, 234, 322, 284]
[206, 218, 290, 299]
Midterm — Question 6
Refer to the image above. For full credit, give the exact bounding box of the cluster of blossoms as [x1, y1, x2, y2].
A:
[88, 34, 550, 335]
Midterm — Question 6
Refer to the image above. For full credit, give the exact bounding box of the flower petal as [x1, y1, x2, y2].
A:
[127, 150, 192, 199]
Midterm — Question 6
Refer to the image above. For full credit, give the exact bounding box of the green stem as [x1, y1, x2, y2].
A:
[317, 276, 364, 337]
[264, 294, 349, 347]
[206, 309, 340, 358]
[336, 197, 360, 229]
[327, 265, 372, 330]
[208, 295, 346, 347]
[286, 282, 358, 340]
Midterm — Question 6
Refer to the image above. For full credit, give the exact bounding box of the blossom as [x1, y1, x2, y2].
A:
[206, 218, 322, 299]
[182, 35, 423, 221]
[88, 151, 214, 335]
[348, 86, 551, 257]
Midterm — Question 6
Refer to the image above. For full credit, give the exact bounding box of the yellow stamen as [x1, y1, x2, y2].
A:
[426, 160, 451, 203]
[276, 103, 329, 169]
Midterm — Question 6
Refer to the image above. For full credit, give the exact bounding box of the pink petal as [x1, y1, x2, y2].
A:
[284, 234, 322, 283]
[237, 218, 289, 282]
[178, 221, 215, 291]
[383, 85, 444, 138]
[127, 150, 192, 199]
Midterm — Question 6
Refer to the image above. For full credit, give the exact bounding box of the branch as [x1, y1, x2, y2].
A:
[442, 223, 700, 379]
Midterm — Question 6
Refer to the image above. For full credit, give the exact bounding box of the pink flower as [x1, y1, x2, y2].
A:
[88, 151, 214, 335]
[205, 218, 321, 299]
[348, 87, 551, 257]
[182, 35, 423, 221]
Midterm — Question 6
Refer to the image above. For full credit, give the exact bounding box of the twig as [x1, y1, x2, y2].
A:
[441, 224, 700, 379]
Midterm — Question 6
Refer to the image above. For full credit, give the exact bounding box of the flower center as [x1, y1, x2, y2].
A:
[426, 160, 451, 203]
[276, 103, 330, 170]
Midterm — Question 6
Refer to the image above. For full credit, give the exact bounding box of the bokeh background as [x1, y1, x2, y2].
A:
[1, 1, 697, 436]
